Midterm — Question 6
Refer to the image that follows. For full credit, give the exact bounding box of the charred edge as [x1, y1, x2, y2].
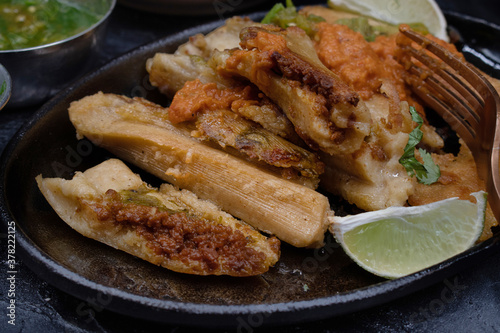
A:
[270, 51, 360, 108]
[240, 26, 283, 47]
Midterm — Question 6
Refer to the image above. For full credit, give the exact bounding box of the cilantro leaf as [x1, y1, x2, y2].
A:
[0, 81, 5, 95]
[417, 148, 441, 185]
[399, 107, 441, 185]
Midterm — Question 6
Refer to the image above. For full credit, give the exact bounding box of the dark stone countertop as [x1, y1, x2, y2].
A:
[1, 1, 500, 332]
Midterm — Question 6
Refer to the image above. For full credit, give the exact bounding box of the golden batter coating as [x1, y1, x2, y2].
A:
[219, 25, 372, 156]
[68, 92, 332, 248]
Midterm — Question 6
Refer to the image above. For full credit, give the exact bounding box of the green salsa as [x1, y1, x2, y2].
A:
[0, 0, 104, 50]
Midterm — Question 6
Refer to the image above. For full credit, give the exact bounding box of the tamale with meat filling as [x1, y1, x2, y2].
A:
[37, 159, 280, 276]
[68, 92, 332, 248]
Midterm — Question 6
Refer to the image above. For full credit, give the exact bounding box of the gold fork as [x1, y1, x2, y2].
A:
[396, 25, 500, 222]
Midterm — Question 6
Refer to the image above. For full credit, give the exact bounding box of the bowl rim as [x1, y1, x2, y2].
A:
[0, 0, 117, 54]
[0, 63, 11, 109]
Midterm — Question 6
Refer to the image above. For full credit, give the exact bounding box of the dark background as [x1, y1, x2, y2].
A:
[1, 0, 500, 332]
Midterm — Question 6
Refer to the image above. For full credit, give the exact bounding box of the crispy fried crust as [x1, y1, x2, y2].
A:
[146, 53, 236, 98]
[219, 25, 371, 155]
[175, 16, 259, 58]
[68, 92, 332, 248]
[146, 50, 300, 142]
[195, 109, 324, 180]
[167, 79, 324, 182]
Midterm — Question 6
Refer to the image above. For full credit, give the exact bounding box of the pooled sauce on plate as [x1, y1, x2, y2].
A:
[0, 0, 102, 50]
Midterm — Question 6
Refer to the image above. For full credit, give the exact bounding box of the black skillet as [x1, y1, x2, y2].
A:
[1, 10, 499, 329]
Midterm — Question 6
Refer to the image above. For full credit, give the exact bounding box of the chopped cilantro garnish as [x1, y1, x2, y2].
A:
[0, 81, 5, 95]
[261, 0, 325, 36]
[399, 107, 440, 185]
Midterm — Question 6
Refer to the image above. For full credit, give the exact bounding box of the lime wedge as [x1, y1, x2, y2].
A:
[328, 0, 448, 41]
[330, 191, 487, 279]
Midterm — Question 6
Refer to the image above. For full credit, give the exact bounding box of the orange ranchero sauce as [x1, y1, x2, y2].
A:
[314, 22, 462, 112]
[315, 22, 412, 102]
[168, 79, 259, 124]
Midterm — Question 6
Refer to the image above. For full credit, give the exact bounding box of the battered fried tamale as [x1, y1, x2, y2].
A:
[37, 159, 280, 276]
[68, 92, 332, 248]
[219, 25, 372, 155]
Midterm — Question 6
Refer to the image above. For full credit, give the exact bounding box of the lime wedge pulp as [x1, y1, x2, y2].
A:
[330, 191, 487, 279]
[328, 0, 449, 41]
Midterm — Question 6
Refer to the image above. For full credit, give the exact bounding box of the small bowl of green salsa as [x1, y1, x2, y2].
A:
[0, 63, 12, 110]
[0, 0, 116, 108]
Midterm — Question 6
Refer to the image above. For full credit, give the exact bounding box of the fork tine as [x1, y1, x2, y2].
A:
[407, 64, 480, 133]
[398, 26, 491, 96]
[400, 41, 484, 110]
[399, 43, 482, 129]
[406, 72, 477, 146]
[444, 69, 484, 111]
[397, 25, 500, 223]
[399, 25, 499, 148]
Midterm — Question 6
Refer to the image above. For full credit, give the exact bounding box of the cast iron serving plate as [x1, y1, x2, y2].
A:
[1, 10, 500, 329]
